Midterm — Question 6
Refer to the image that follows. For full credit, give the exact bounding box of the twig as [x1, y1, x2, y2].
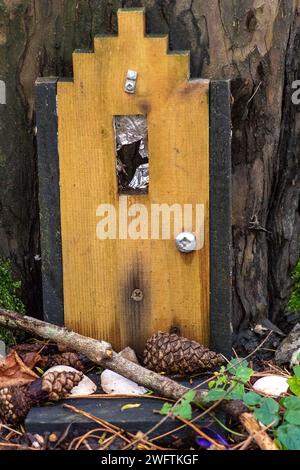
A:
[208, 412, 244, 438]
[54, 423, 73, 449]
[83, 440, 92, 450]
[233, 436, 253, 451]
[0, 442, 38, 450]
[63, 404, 132, 444]
[232, 332, 274, 370]
[13, 351, 39, 379]
[101, 432, 123, 450]
[74, 428, 110, 450]
[247, 81, 262, 105]
[64, 404, 167, 451]
[67, 393, 174, 402]
[240, 413, 279, 450]
[175, 415, 226, 450]
[0, 423, 23, 436]
[121, 432, 171, 451]
[264, 362, 290, 378]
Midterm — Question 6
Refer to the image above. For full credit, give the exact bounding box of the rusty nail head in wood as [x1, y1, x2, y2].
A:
[131, 289, 143, 302]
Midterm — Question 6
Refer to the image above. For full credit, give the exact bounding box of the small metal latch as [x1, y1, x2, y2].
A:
[125, 70, 138, 94]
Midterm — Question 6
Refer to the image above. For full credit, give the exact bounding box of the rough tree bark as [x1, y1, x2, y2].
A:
[0, 1, 299, 337]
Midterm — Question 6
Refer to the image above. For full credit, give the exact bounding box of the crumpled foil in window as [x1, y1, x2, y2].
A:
[129, 163, 149, 190]
[114, 115, 149, 192]
[114, 115, 148, 160]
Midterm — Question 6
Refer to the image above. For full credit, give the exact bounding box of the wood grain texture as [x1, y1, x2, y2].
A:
[57, 9, 209, 353]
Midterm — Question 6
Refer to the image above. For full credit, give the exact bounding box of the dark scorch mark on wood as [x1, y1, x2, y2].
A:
[120, 255, 150, 354]
[139, 100, 151, 115]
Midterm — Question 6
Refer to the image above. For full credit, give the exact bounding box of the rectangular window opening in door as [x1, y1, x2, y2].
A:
[113, 115, 149, 195]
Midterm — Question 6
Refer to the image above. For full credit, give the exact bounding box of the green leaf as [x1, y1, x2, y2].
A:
[203, 389, 227, 403]
[215, 375, 228, 388]
[254, 398, 280, 427]
[160, 403, 173, 416]
[121, 404, 141, 411]
[183, 390, 196, 403]
[293, 366, 300, 380]
[226, 358, 249, 374]
[281, 396, 300, 409]
[243, 392, 262, 407]
[227, 383, 245, 400]
[281, 397, 300, 425]
[170, 391, 196, 420]
[235, 367, 254, 384]
[284, 409, 300, 425]
[159, 391, 196, 421]
[173, 401, 193, 420]
[288, 377, 300, 397]
[277, 424, 300, 450]
[225, 359, 253, 399]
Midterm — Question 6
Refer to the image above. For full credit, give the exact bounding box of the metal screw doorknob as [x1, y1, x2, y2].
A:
[176, 232, 197, 253]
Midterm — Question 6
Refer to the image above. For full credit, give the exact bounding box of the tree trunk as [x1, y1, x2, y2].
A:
[0, 1, 299, 337]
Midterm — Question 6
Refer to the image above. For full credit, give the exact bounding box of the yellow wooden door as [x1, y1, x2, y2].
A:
[57, 9, 210, 353]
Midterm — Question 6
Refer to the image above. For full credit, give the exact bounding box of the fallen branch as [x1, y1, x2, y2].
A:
[240, 413, 279, 451]
[0, 309, 207, 405]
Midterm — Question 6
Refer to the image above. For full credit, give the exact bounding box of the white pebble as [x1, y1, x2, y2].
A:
[253, 375, 289, 397]
[101, 370, 147, 395]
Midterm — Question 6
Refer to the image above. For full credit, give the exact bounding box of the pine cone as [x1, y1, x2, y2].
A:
[42, 370, 83, 401]
[0, 386, 30, 424]
[41, 352, 86, 371]
[0, 371, 83, 425]
[143, 331, 225, 375]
